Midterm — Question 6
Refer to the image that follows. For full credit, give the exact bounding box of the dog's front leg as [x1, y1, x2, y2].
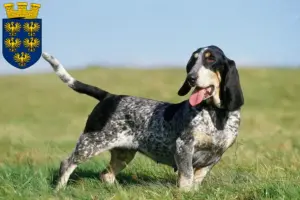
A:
[174, 138, 194, 192]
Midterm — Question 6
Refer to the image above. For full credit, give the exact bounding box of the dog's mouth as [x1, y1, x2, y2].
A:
[189, 85, 214, 107]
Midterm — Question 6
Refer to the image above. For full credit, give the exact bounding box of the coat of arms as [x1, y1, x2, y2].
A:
[2, 2, 42, 69]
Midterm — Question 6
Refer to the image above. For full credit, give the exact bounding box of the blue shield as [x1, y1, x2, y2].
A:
[2, 18, 42, 69]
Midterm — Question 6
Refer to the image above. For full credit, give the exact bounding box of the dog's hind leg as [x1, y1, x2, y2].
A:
[55, 132, 117, 191]
[55, 156, 78, 192]
[100, 148, 136, 184]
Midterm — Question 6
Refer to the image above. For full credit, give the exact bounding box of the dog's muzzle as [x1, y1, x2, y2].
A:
[187, 73, 198, 87]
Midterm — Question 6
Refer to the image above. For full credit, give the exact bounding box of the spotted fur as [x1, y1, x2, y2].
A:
[42, 45, 244, 192]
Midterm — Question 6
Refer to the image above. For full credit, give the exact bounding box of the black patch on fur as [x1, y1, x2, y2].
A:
[207, 108, 229, 130]
[163, 101, 186, 121]
[124, 114, 135, 129]
[83, 94, 124, 133]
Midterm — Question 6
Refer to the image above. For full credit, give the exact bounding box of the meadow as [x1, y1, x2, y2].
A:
[0, 66, 299, 200]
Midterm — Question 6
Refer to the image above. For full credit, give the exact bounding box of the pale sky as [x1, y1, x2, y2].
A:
[1, 0, 300, 74]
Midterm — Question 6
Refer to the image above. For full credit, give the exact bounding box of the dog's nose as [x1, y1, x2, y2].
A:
[187, 73, 198, 85]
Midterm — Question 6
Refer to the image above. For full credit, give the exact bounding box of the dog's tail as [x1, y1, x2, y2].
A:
[42, 52, 110, 101]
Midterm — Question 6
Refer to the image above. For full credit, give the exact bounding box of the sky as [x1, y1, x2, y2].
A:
[1, 0, 300, 74]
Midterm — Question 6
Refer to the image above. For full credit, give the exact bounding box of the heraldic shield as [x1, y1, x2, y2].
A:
[2, 19, 42, 69]
[2, 2, 42, 69]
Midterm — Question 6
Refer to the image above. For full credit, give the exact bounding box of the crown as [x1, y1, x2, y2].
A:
[4, 2, 41, 19]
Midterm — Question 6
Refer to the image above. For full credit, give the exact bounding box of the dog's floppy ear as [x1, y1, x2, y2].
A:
[178, 79, 191, 96]
[177, 51, 199, 96]
[222, 58, 244, 111]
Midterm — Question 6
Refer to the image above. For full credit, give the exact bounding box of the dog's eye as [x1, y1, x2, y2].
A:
[204, 52, 215, 63]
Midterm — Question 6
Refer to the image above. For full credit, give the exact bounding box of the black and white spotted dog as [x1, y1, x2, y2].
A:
[42, 45, 244, 192]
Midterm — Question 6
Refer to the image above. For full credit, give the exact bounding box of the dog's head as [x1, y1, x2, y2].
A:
[178, 45, 244, 111]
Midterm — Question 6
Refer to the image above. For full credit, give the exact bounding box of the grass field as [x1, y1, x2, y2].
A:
[0, 66, 299, 200]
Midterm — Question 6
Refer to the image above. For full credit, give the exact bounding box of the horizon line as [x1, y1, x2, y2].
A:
[1, 63, 299, 77]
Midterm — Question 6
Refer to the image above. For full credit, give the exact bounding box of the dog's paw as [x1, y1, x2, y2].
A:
[100, 172, 116, 184]
[54, 183, 66, 193]
[179, 185, 193, 193]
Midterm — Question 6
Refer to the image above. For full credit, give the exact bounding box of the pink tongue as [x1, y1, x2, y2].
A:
[189, 89, 205, 107]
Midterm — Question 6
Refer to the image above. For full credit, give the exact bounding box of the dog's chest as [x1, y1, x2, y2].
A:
[190, 110, 235, 152]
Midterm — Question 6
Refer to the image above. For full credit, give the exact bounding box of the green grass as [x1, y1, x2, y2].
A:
[0, 67, 300, 200]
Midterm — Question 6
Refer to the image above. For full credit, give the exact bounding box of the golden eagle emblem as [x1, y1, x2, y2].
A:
[23, 37, 40, 52]
[4, 37, 22, 52]
[13, 52, 31, 67]
[23, 22, 40, 37]
[4, 22, 21, 36]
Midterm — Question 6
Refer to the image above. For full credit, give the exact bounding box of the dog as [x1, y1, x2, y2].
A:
[41, 45, 244, 192]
